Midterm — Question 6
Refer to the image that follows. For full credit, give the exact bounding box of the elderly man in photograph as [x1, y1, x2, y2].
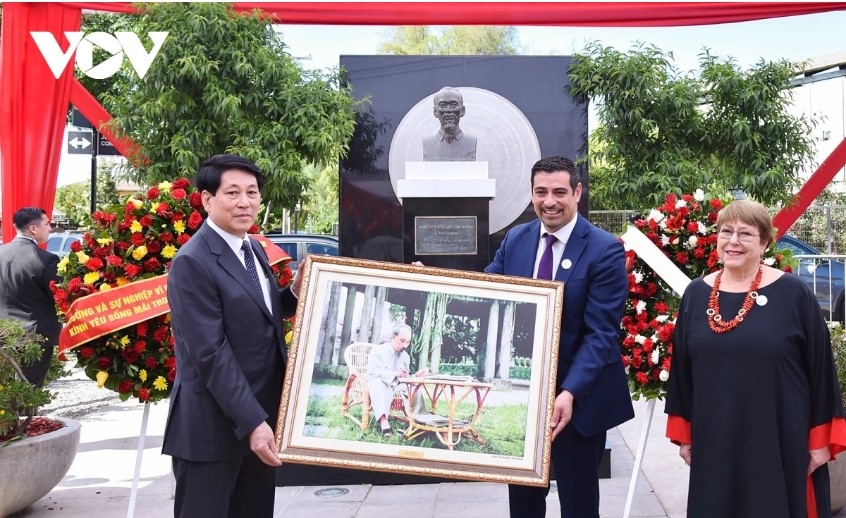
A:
[0, 207, 61, 387]
[163, 154, 301, 518]
[485, 156, 634, 517]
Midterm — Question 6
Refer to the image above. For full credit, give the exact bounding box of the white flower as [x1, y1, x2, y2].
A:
[659, 369, 670, 382]
[635, 300, 647, 315]
[671, 238, 679, 246]
[633, 270, 644, 283]
[693, 189, 705, 202]
[656, 315, 669, 323]
[675, 199, 687, 209]
[688, 236, 698, 248]
[635, 335, 647, 345]
[763, 257, 775, 266]
[697, 221, 708, 234]
[625, 366, 630, 375]
[651, 348, 660, 364]
[661, 235, 670, 247]
[647, 209, 665, 224]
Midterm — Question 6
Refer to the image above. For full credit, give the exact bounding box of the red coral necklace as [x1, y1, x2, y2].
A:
[706, 265, 763, 334]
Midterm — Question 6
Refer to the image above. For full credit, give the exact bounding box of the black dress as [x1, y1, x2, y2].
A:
[665, 273, 843, 518]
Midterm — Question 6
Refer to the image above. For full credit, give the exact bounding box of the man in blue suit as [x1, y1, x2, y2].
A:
[163, 155, 300, 518]
[485, 155, 633, 517]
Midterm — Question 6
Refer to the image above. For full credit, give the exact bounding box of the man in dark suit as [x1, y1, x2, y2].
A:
[0, 207, 61, 387]
[485, 156, 633, 517]
[163, 154, 300, 518]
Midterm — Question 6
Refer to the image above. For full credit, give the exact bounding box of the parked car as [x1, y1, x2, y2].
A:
[777, 234, 846, 321]
[46, 232, 83, 259]
[265, 233, 339, 274]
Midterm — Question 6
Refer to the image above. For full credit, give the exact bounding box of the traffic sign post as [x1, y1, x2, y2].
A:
[67, 129, 93, 154]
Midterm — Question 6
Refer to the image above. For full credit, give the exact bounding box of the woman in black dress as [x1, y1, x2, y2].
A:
[665, 199, 846, 518]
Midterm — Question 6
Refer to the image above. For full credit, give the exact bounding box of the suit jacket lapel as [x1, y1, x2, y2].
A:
[515, 221, 541, 278]
[555, 217, 589, 284]
[202, 225, 275, 322]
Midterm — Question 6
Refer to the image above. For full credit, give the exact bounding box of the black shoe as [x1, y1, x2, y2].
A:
[381, 428, 393, 438]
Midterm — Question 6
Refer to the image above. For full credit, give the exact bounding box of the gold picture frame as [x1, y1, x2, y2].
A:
[275, 255, 562, 486]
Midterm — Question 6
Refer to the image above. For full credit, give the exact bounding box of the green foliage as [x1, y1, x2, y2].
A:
[0, 319, 54, 441]
[96, 3, 357, 213]
[299, 162, 339, 234]
[53, 165, 120, 228]
[569, 43, 817, 211]
[378, 26, 522, 55]
[830, 324, 846, 404]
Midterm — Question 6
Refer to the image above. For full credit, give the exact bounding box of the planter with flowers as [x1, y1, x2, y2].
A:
[0, 318, 81, 516]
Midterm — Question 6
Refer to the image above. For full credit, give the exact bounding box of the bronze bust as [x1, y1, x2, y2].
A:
[422, 87, 477, 161]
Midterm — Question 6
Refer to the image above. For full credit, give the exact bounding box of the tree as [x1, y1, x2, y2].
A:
[95, 3, 357, 213]
[378, 26, 522, 55]
[568, 43, 817, 210]
[299, 162, 339, 234]
[53, 183, 90, 228]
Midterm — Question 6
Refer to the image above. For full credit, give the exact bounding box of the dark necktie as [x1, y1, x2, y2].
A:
[537, 233, 557, 280]
[240, 239, 263, 296]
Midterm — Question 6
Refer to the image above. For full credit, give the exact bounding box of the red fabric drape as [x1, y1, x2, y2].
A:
[0, 3, 82, 241]
[57, 2, 846, 26]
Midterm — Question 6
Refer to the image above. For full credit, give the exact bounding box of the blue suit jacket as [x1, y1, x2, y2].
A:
[486, 217, 634, 436]
[163, 223, 296, 462]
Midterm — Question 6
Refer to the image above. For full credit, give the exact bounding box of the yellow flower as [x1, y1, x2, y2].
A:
[139, 369, 148, 382]
[75, 251, 89, 263]
[0, 409, 5, 416]
[116, 276, 130, 286]
[99, 283, 111, 291]
[150, 202, 160, 212]
[96, 371, 109, 388]
[120, 336, 130, 346]
[83, 271, 100, 284]
[128, 198, 143, 209]
[130, 220, 143, 233]
[173, 220, 186, 234]
[158, 181, 173, 192]
[153, 376, 168, 391]
[96, 237, 113, 245]
[285, 330, 293, 345]
[132, 246, 148, 260]
[161, 244, 177, 259]
[57, 256, 69, 273]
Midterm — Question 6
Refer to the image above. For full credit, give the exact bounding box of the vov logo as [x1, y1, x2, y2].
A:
[31, 31, 169, 80]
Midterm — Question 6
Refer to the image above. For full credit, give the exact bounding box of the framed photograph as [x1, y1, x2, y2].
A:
[274, 255, 563, 486]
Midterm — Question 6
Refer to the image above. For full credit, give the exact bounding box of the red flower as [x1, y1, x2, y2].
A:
[78, 346, 95, 359]
[156, 202, 170, 216]
[130, 233, 146, 246]
[85, 257, 104, 271]
[144, 257, 161, 272]
[146, 240, 162, 254]
[147, 187, 160, 200]
[139, 215, 154, 227]
[176, 234, 190, 245]
[106, 255, 123, 267]
[187, 211, 203, 230]
[636, 372, 649, 385]
[137, 322, 148, 336]
[138, 388, 150, 402]
[171, 188, 187, 200]
[159, 231, 174, 243]
[98, 357, 111, 370]
[153, 326, 168, 343]
[70, 239, 82, 252]
[172, 178, 191, 190]
[145, 357, 158, 370]
[188, 191, 203, 209]
[124, 264, 143, 278]
[118, 380, 134, 394]
[122, 347, 140, 364]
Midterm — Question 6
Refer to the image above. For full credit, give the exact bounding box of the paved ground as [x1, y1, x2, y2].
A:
[10, 369, 846, 517]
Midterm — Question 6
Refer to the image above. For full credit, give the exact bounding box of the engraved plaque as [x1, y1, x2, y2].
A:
[415, 216, 478, 255]
[389, 87, 541, 234]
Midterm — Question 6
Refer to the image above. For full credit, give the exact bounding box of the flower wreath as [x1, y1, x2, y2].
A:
[51, 179, 293, 403]
[622, 190, 792, 400]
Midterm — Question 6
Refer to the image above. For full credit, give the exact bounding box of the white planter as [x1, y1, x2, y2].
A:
[0, 417, 81, 516]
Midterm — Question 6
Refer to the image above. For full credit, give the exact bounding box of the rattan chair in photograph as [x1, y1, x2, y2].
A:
[341, 342, 407, 430]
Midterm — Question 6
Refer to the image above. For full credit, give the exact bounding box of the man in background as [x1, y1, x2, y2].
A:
[0, 207, 61, 387]
[485, 156, 633, 517]
[422, 86, 477, 161]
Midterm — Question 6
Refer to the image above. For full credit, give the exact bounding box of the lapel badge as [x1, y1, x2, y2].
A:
[561, 259, 572, 270]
